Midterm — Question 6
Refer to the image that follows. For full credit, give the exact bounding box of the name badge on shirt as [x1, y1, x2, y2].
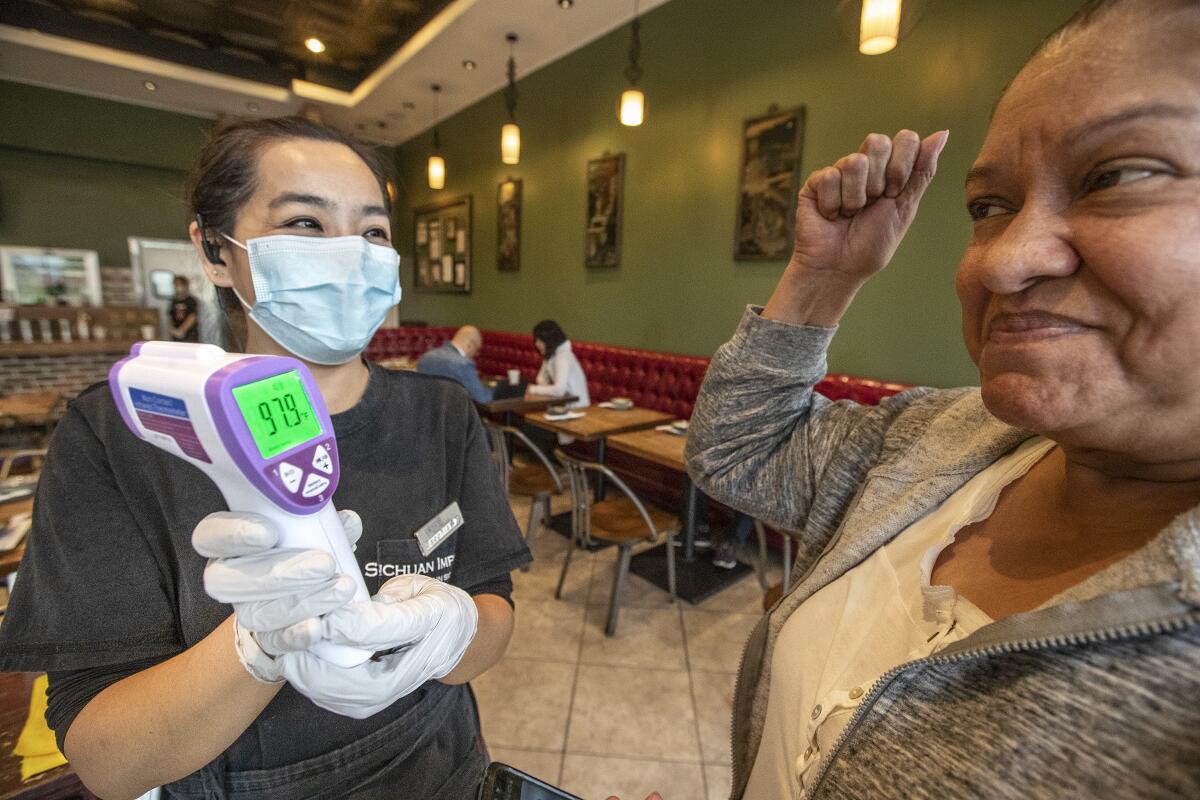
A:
[415, 502, 464, 557]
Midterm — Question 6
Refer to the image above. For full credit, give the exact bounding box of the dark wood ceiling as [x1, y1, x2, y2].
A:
[2, 0, 457, 91]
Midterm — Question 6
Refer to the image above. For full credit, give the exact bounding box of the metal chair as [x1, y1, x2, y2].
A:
[482, 420, 565, 555]
[554, 448, 678, 636]
[753, 518, 770, 589]
[761, 527, 804, 611]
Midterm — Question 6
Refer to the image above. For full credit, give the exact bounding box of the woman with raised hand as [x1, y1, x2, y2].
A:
[682, 1, 1200, 798]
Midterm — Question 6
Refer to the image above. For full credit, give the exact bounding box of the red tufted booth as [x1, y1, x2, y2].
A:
[366, 326, 911, 416]
[364, 326, 907, 417]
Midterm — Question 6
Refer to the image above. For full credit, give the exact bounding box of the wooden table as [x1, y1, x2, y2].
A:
[523, 406, 674, 500]
[605, 426, 686, 470]
[522, 405, 674, 443]
[608, 429, 753, 603]
[0, 673, 95, 800]
[476, 394, 578, 426]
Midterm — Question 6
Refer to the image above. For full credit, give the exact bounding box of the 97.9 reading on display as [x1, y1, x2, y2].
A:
[231, 370, 323, 458]
[258, 393, 303, 435]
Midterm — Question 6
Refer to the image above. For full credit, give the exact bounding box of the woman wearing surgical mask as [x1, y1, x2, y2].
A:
[0, 117, 531, 799]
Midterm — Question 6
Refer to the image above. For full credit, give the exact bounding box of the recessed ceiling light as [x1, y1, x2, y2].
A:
[305, 37, 326, 54]
[142, 80, 157, 91]
[558, 0, 574, 8]
[246, 102, 259, 111]
[462, 59, 476, 70]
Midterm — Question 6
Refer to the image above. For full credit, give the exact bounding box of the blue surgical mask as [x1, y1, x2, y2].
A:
[222, 233, 402, 365]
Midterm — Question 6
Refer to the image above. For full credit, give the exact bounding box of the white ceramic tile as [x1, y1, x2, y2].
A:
[689, 670, 735, 765]
[508, 598, 587, 662]
[567, 664, 701, 761]
[681, 609, 758, 673]
[704, 763, 732, 800]
[474, 656, 576, 750]
[560, 753, 705, 800]
[579, 604, 686, 670]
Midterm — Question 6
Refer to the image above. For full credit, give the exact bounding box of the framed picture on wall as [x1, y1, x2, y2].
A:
[734, 105, 806, 260]
[413, 195, 472, 293]
[497, 179, 521, 272]
[585, 153, 624, 269]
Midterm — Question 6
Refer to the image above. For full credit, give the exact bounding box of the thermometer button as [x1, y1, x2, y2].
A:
[312, 444, 333, 475]
[302, 473, 330, 498]
[279, 462, 303, 494]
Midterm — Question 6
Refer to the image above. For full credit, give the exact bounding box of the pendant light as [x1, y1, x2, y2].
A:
[619, 0, 645, 126]
[859, 0, 901, 55]
[427, 84, 445, 190]
[501, 33, 521, 165]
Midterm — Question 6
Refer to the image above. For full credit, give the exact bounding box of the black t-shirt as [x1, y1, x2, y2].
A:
[0, 364, 530, 790]
[169, 295, 199, 342]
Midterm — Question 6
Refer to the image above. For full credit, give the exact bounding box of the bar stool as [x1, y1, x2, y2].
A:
[554, 449, 678, 636]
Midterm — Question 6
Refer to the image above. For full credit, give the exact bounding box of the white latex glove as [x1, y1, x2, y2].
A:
[270, 574, 479, 718]
[192, 509, 363, 682]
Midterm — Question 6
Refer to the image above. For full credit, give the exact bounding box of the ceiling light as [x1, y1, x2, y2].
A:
[501, 123, 520, 166]
[429, 84, 446, 190]
[619, 89, 644, 127]
[142, 80, 157, 91]
[462, 59, 477, 71]
[305, 37, 326, 54]
[859, 0, 901, 55]
[428, 154, 446, 191]
[501, 34, 521, 165]
[619, 2, 645, 127]
[559, 0, 574, 7]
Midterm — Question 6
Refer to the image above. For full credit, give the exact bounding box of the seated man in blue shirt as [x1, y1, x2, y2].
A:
[416, 325, 493, 403]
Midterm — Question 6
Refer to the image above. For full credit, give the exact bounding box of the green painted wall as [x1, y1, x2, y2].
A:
[0, 0, 1084, 385]
[393, 0, 1083, 387]
[0, 80, 211, 266]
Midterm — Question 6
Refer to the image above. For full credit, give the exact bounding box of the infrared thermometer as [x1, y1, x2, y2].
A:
[109, 341, 371, 667]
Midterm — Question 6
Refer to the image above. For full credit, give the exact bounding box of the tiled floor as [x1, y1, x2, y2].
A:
[473, 493, 782, 800]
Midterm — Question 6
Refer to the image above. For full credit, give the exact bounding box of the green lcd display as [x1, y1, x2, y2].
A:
[231, 370, 322, 459]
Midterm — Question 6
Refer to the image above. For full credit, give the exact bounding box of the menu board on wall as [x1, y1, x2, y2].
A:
[412, 195, 472, 294]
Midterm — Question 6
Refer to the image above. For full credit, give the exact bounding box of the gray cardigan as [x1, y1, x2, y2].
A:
[685, 307, 1200, 800]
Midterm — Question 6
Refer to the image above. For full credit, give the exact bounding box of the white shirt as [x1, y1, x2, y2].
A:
[744, 436, 1055, 800]
[528, 340, 590, 408]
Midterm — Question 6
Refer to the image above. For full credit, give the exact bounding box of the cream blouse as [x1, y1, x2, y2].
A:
[744, 436, 1055, 799]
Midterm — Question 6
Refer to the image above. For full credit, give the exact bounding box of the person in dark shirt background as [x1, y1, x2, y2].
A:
[167, 275, 199, 342]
